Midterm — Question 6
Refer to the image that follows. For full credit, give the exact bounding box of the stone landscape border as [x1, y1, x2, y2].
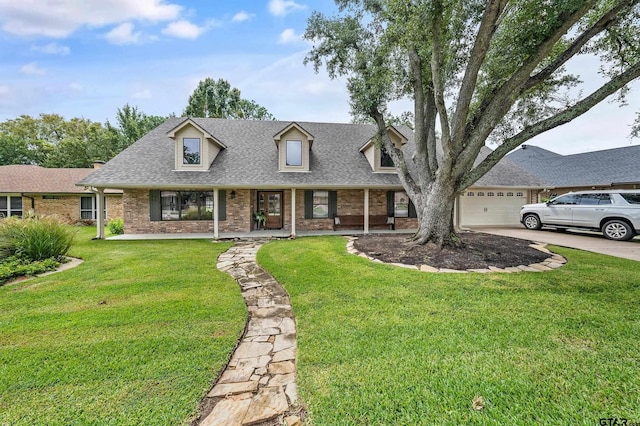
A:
[346, 237, 567, 273]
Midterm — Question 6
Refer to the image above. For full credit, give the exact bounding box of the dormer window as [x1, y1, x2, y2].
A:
[380, 148, 394, 168]
[167, 118, 226, 171]
[286, 140, 303, 166]
[359, 126, 408, 173]
[183, 138, 201, 165]
[274, 122, 314, 172]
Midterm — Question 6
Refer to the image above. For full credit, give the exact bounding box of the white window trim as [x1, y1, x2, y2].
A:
[182, 137, 202, 166]
[80, 195, 106, 220]
[0, 195, 23, 218]
[285, 140, 304, 168]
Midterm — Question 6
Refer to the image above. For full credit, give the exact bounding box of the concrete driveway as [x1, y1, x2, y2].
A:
[472, 226, 640, 262]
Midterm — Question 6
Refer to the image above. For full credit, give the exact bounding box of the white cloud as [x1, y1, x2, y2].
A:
[232, 11, 254, 23]
[162, 20, 205, 39]
[268, 0, 306, 17]
[0, 0, 182, 38]
[20, 62, 46, 75]
[278, 28, 302, 44]
[105, 22, 143, 45]
[31, 42, 70, 55]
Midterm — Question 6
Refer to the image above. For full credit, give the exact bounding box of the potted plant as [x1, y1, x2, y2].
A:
[253, 211, 266, 229]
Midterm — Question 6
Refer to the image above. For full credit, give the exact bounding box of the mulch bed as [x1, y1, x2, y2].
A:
[353, 232, 551, 270]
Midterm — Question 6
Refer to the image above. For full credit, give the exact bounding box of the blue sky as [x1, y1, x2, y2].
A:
[0, 0, 638, 155]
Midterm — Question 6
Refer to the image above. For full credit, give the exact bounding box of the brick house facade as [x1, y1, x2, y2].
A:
[122, 188, 418, 234]
[79, 117, 546, 238]
[0, 165, 122, 223]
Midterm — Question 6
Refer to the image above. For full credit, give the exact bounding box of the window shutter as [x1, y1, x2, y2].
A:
[328, 191, 337, 218]
[218, 190, 226, 221]
[408, 199, 417, 218]
[149, 190, 161, 221]
[387, 191, 394, 216]
[304, 191, 313, 219]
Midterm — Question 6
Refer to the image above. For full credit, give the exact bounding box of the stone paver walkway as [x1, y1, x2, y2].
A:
[200, 241, 302, 426]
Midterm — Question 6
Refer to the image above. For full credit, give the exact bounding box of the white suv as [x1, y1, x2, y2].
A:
[520, 190, 640, 241]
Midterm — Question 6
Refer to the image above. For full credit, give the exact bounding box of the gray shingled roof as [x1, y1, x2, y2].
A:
[507, 144, 640, 187]
[79, 117, 542, 189]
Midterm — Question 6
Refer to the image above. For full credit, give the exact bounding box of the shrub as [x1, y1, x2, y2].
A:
[107, 218, 124, 235]
[0, 216, 75, 262]
[0, 256, 60, 284]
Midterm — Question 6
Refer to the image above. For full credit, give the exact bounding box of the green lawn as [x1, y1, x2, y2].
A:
[258, 236, 640, 425]
[0, 227, 246, 426]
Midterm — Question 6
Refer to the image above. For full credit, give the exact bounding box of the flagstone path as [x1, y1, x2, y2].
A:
[200, 241, 303, 426]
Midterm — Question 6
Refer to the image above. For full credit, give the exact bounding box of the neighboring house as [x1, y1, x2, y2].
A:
[78, 117, 544, 238]
[0, 165, 123, 222]
[507, 144, 640, 200]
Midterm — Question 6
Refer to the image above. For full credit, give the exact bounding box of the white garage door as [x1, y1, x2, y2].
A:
[459, 189, 528, 226]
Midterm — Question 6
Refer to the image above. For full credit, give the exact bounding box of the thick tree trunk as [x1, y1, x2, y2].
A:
[411, 178, 462, 248]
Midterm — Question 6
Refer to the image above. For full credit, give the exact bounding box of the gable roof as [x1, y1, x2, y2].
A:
[273, 122, 315, 146]
[167, 118, 227, 149]
[0, 165, 121, 194]
[358, 125, 409, 152]
[507, 144, 640, 187]
[78, 117, 542, 190]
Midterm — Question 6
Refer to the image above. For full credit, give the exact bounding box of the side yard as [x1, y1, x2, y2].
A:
[0, 227, 246, 425]
[258, 236, 640, 425]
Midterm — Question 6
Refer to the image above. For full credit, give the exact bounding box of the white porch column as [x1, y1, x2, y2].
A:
[95, 188, 105, 239]
[213, 188, 219, 239]
[291, 188, 296, 238]
[454, 195, 460, 231]
[364, 188, 370, 234]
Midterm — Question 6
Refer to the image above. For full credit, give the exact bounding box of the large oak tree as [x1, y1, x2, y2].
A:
[305, 0, 640, 247]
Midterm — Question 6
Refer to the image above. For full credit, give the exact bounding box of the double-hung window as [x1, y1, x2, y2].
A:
[0, 196, 22, 218]
[380, 148, 394, 168]
[387, 191, 417, 218]
[304, 190, 336, 219]
[312, 191, 329, 218]
[286, 140, 302, 166]
[183, 138, 201, 165]
[394, 192, 409, 217]
[80, 196, 106, 220]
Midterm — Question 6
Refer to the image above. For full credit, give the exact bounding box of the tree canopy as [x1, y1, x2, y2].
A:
[0, 105, 168, 168]
[0, 114, 103, 168]
[1, 77, 273, 167]
[104, 104, 168, 158]
[183, 77, 276, 120]
[305, 0, 640, 247]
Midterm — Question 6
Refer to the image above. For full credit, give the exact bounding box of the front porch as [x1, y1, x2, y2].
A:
[107, 228, 418, 241]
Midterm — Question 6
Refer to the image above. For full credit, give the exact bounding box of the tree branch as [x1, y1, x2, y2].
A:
[370, 110, 420, 196]
[461, 1, 597, 170]
[409, 47, 431, 178]
[461, 60, 640, 190]
[430, 0, 452, 157]
[523, 0, 637, 92]
[451, 0, 508, 142]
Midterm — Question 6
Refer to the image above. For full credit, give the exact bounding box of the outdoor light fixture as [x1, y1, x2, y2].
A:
[230, 190, 236, 199]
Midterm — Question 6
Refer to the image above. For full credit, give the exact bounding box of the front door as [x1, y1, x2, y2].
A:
[257, 191, 283, 229]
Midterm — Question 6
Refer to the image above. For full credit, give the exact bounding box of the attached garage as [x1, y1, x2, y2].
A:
[459, 188, 529, 227]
